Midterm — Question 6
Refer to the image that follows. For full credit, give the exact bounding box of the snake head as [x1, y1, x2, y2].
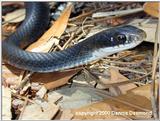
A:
[109, 25, 146, 48]
[92, 25, 147, 59]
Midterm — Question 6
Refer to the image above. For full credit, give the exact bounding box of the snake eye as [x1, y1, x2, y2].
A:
[117, 34, 126, 42]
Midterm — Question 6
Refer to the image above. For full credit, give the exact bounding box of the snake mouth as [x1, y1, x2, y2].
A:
[92, 39, 143, 60]
[109, 40, 143, 53]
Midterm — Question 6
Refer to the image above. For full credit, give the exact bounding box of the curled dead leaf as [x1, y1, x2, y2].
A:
[143, 2, 160, 18]
[26, 3, 73, 52]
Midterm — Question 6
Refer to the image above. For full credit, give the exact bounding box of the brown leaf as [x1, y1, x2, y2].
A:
[99, 68, 137, 95]
[60, 109, 74, 120]
[99, 68, 131, 85]
[26, 3, 73, 52]
[71, 102, 127, 120]
[30, 69, 81, 90]
[143, 2, 160, 18]
[20, 102, 59, 120]
[110, 68, 137, 95]
[2, 2, 24, 7]
[71, 84, 153, 120]
[128, 84, 158, 100]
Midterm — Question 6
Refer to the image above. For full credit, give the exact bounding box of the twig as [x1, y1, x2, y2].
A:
[92, 8, 143, 18]
[17, 71, 25, 86]
[98, 71, 152, 87]
[75, 23, 93, 35]
[17, 72, 34, 89]
[103, 59, 145, 66]
[69, 3, 131, 22]
[114, 52, 134, 61]
[12, 92, 35, 105]
[72, 31, 87, 43]
[62, 32, 74, 49]
[74, 8, 141, 25]
[81, 17, 94, 35]
[18, 96, 28, 120]
[104, 65, 148, 75]
[56, 44, 63, 50]
[150, 22, 159, 119]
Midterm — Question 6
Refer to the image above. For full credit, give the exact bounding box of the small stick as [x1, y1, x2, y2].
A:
[17, 72, 34, 89]
[18, 96, 28, 120]
[17, 71, 25, 86]
[72, 32, 86, 42]
[92, 8, 143, 18]
[75, 24, 93, 35]
[69, 3, 131, 22]
[103, 59, 144, 66]
[97, 71, 152, 87]
[56, 44, 63, 50]
[62, 32, 75, 49]
[105, 65, 148, 75]
[81, 18, 94, 35]
[114, 52, 134, 61]
[150, 22, 159, 119]
[12, 92, 35, 104]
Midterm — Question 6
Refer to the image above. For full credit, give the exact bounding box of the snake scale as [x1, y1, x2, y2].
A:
[2, 2, 146, 72]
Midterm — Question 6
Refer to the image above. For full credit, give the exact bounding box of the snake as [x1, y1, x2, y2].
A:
[2, 2, 146, 73]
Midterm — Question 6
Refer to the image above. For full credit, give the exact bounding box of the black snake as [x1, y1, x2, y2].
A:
[2, 2, 146, 72]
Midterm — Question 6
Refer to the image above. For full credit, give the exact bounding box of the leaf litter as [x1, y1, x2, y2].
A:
[2, 2, 159, 120]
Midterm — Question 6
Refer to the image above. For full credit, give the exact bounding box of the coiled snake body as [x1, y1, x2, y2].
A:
[2, 2, 146, 72]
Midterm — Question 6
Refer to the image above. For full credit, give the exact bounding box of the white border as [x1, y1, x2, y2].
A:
[0, 1, 2, 120]
[1, 0, 160, 1]
[0, 1, 159, 120]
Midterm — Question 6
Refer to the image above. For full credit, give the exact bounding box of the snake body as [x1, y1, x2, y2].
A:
[2, 2, 146, 72]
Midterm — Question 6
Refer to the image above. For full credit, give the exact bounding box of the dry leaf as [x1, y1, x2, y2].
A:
[4, 9, 25, 23]
[48, 91, 63, 103]
[99, 68, 131, 85]
[60, 109, 74, 120]
[71, 84, 153, 120]
[98, 68, 137, 95]
[128, 83, 158, 100]
[2, 2, 24, 7]
[109, 68, 137, 95]
[30, 69, 81, 90]
[20, 102, 59, 120]
[26, 3, 73, 52]
[71, 102, 127, 120]
[143, 2, 160, 18]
